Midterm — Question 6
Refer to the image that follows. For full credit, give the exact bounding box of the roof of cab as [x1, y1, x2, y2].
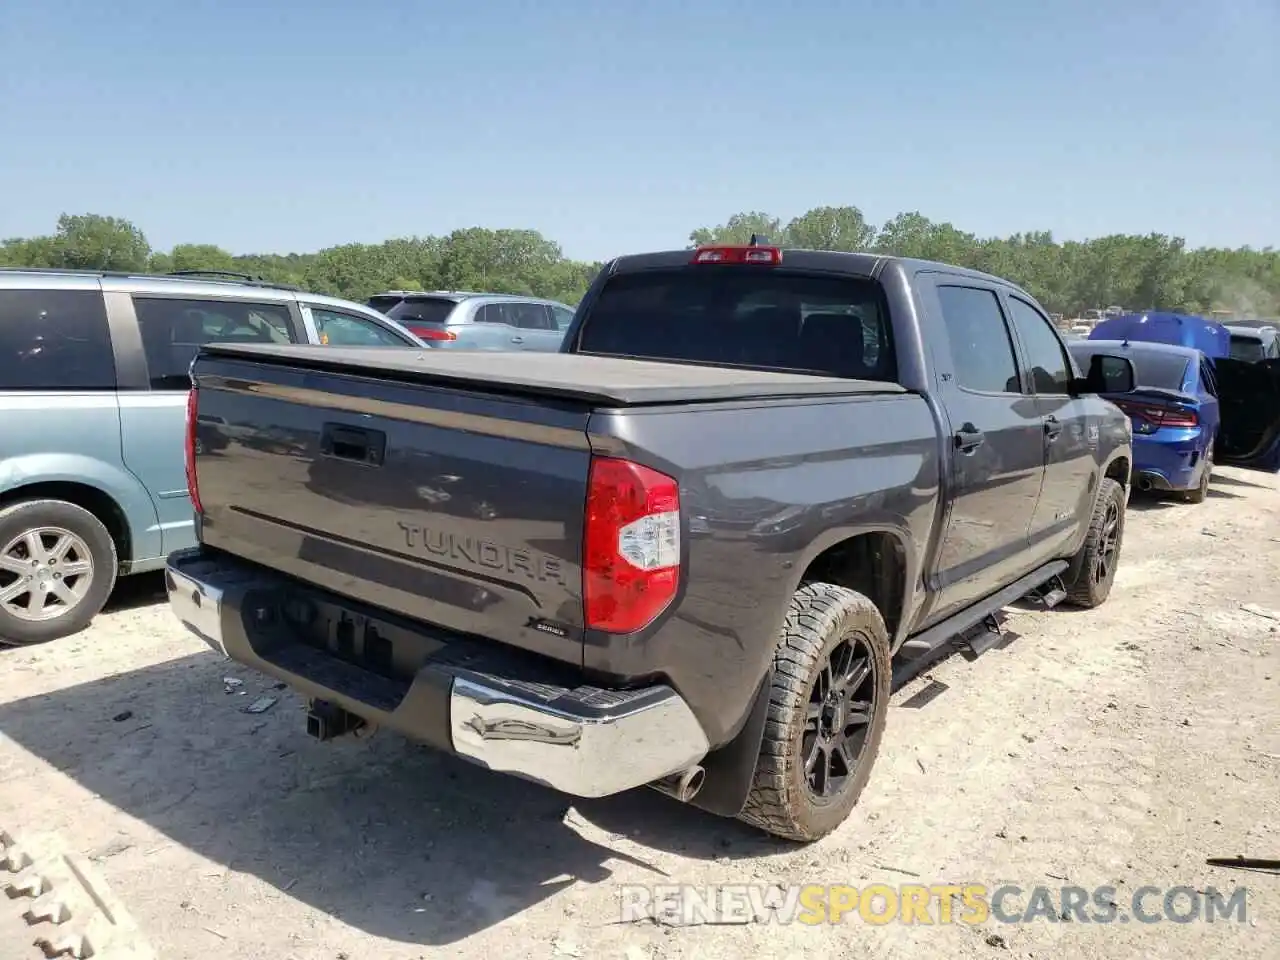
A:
[606, 247, 1037, 299]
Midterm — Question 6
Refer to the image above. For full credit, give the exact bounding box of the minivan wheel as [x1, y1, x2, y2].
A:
[0, 500, 118, 646]
[737, 582, 892, 842]
[1062, 478, 1126, 609]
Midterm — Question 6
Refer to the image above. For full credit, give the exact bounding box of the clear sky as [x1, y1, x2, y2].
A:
[0, 0, 1275, 261]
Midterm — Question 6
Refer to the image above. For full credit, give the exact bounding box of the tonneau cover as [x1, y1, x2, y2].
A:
[199, 342, 905, 406]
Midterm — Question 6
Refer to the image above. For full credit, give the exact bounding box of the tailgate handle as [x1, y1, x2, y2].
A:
[320, 423, 386, 466]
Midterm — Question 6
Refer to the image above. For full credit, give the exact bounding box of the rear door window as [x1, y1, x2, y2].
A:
[475, 303, 508, 324]
[133, 296, 297, 390]
[476, 302, 545, 327]
[511, 302, 555, 331]
[577, 269, 895, 381]
[0, 288, 116, 390]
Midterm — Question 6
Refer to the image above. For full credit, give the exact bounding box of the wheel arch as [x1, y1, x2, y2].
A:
[691, 526, 912, 821]
[790, 525, 915, 646]
[0, 479, 136, 569]
[1102, 453, 1131, 489]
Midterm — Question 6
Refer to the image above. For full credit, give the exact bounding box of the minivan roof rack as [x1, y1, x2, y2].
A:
[376, 289, 486, 298]
[0, 265, 301, 291]
[165, 269, 259, 281]
[164, 269, 302, 291]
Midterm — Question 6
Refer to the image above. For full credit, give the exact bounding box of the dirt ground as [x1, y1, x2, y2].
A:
[1, 468, 1277, 960]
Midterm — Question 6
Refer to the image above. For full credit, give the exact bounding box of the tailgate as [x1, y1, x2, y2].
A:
[190, 353, 592, 667]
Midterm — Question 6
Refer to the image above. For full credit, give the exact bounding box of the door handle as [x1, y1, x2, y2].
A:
[1044, 416, 1063, 441]
[954, 424, 985, 453]
[510, 336, 524, 344]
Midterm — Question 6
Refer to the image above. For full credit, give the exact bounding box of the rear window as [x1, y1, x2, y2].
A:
[384, 297, 458, 327]
[575, 269, 895, 381]
[367, 295, 404, 314]
[1229, 335, 1265, 362]
[1069, 345, 1190, 391]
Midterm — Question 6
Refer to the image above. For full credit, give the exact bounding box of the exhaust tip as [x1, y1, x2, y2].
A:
[680, 766, 706, 802]
[647, 764, 706, 804]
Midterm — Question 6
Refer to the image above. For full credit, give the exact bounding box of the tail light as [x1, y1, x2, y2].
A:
[1114, 400, 1198, 429]
[691, 245, 783, 265]
[583, 457, 681, 633]
[1157, 408, 1198, 427]
[184, 388, 203, 514]
[407, 325, 457, 342]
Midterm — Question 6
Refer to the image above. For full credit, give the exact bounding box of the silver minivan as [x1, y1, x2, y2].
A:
[368, 291, 576, 351]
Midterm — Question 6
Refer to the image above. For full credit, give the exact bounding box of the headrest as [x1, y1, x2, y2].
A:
[798, 312, 864, 375]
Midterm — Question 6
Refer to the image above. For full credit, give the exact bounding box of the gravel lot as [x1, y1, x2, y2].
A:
[1, 468, 1277, 960]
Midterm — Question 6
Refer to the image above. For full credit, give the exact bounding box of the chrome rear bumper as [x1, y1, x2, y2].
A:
[165, 548, 710, 798]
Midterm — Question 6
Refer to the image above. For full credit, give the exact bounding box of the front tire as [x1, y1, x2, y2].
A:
[737, 582, 892, 842]
[0, 500, 118, 646]
[1062, 478, 1126, 608]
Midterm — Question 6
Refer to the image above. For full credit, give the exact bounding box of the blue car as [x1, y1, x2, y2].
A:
[1069, 339, 1280, 500]
[1068, 341, 1218, 501]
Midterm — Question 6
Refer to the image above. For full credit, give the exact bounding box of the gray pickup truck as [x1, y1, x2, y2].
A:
[166, 244, 1137, 841]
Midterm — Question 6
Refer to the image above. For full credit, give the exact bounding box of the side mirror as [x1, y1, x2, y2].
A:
[1077, 354, 1135, 395]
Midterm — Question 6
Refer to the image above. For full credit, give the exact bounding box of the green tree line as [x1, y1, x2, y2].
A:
[3, 209, 1277, 318]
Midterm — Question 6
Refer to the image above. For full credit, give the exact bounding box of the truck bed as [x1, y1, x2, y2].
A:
[189, 343, 911, 682]
[201, 342, 905, 406]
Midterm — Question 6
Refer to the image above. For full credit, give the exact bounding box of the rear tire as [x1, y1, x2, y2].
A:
[1062, 478, 1126, 609]
[1181, 454, 1211, 504]
[737, 582, 892, 842]
[0, 500, 118, 646]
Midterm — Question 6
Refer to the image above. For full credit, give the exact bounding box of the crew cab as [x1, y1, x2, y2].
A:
[166, 245, 1138, 841]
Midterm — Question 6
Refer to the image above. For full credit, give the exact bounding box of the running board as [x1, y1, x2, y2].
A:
[963, 613, 1006, 658]
[898, 561, 1069, 661]
[1026, 574, 1068, 609]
